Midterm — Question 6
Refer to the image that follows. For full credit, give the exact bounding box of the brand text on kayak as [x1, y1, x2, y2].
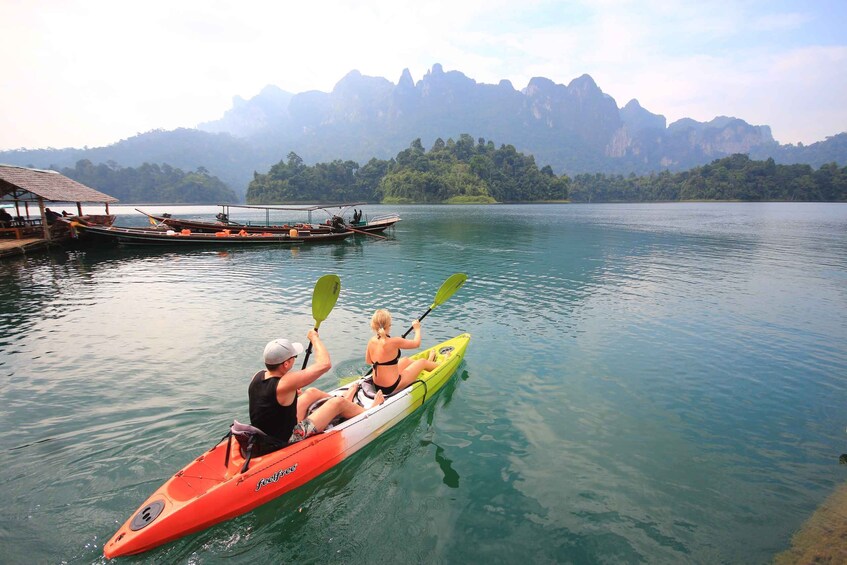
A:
[255, 464, 298, 492]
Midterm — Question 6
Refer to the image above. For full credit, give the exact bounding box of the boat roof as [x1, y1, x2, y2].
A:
[218, 202, 368, 212]
[0, 164, 119, 203]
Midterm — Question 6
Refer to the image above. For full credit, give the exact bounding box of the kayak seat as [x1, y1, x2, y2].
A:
[226, 420, 287, 473]
[358, 376, 431, 405]
[358, 377, 405, 400]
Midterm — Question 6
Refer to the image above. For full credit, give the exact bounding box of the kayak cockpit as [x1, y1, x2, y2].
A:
[220, 342, 461, 474]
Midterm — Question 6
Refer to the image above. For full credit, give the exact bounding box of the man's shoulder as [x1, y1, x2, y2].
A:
[249, 369, 268, 383]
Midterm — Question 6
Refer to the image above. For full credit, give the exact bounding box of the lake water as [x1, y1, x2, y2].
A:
[1, 203, 846, 564]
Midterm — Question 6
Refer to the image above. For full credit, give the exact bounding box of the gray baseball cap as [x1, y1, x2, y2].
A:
[263, 338, 305, 364]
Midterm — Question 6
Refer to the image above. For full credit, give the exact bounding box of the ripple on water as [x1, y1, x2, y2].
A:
[1, 203, 846, 563]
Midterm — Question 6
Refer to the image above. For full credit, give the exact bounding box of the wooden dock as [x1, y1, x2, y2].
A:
[0, 237, 50, 259]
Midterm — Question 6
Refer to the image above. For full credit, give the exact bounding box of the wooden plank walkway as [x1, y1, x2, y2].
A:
[0, 237, 49, 259]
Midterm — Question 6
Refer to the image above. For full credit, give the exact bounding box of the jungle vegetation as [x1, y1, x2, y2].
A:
[55, 139, 846, 205]
[568, 154, 847, 202]
[246, 134, 568, 204]
[56, 159, 237, 203]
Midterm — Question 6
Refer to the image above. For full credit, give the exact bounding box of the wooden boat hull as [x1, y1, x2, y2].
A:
[72, 223, 353, 246]
[145, 213, 399, 235]
[346, 214, 401, 233]
[103, 333, 470, 558]
[152, 215, 326, 235]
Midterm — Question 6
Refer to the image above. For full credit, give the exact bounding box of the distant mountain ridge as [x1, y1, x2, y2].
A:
[196, 65, 782, 174]
[2, 64, 845, 199]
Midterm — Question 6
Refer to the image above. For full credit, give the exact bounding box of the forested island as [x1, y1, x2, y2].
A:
[55, 159, 237, 203]
[247, 134, 567, 204]
[247, 136, 846, 204]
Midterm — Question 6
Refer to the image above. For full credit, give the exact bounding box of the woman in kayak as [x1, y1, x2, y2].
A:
[250, 329, 382, 447]
[366, 309, 439, 396]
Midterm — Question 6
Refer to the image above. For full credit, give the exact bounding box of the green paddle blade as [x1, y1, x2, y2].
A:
[312, 274, 341, 329]
[432, 273, 468, 309]
[400, 272, 469, 338]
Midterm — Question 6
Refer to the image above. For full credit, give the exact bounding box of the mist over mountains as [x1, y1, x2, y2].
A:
[2, 64, 845, 199]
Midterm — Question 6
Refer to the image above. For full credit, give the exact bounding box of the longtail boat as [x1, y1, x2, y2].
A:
[68, 221, 353, 246]
[138, 203, 400, 236]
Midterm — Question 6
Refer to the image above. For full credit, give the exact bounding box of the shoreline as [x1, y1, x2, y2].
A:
[774, 481, 847, 563]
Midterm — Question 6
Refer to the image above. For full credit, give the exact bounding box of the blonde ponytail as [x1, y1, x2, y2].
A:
[371, 309, 392, 338]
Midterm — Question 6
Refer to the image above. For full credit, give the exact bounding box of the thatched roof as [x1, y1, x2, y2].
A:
[0, 165, 118, 203]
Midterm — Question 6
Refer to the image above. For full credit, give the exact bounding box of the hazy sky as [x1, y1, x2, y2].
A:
[2, 0, 845, 151]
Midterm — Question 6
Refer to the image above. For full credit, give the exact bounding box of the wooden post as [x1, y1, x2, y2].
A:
[76, 202, 83, 216]
[38, 197, 50, 240]
[105, 202, 110, 214]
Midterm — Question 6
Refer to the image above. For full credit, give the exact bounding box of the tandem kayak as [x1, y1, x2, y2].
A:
[103, 333, 470, 558]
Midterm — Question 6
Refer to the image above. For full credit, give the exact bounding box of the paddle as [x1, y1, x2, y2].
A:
[301, 274, 342, 370]
[363, 273, 468, 377]
[135, 208, 166, 228]
[401, 273, 468, 338]
[345, 225, 387, 240]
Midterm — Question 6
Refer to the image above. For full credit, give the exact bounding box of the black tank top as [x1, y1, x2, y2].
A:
[248, 370, 297, 440]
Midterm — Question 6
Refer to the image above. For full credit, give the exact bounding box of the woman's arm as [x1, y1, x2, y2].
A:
[394, 320, 422, 349]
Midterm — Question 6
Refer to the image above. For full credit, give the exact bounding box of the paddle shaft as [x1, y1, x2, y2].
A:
[301, 326, 319, 370]
[402, 308, 432, 338]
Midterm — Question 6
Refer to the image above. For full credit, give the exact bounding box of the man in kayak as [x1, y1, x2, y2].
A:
[249, 330, 382, 447]
[367, 309, 440, 396]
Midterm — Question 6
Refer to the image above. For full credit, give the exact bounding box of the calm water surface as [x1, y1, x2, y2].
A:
[1, 203, 846, 564]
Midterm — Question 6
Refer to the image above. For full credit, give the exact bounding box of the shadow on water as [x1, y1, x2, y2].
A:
[419, 439, 461, 488]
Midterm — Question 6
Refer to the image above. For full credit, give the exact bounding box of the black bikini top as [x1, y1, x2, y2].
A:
[372, 349, 401, 366]
[372, 335, 401, 366]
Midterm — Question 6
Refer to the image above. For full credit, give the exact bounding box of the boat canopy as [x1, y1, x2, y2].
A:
[216, 202, 369, 224]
